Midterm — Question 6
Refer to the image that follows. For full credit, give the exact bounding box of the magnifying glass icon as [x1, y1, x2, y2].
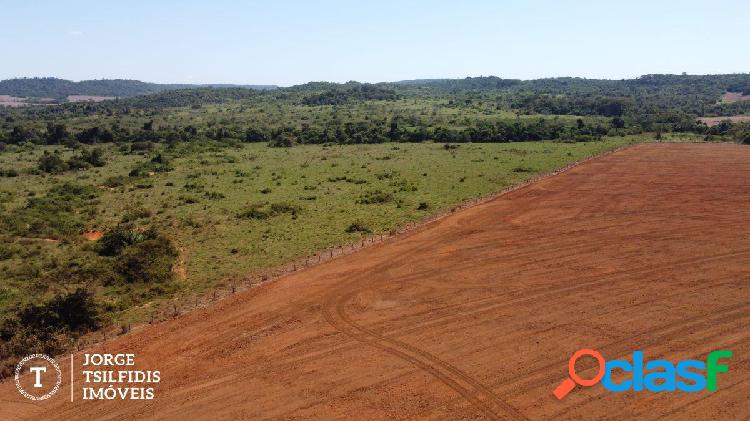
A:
[553, 348, 606, 399]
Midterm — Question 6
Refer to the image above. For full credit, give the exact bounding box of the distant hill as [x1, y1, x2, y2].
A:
[0, 77, 276, 99]
[394, 77, 523, 90]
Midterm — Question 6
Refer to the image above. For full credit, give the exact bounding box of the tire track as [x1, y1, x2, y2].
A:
[419, 303, 750, 419]
[323, 286, 529, 420]
[288, 249, 746, 371]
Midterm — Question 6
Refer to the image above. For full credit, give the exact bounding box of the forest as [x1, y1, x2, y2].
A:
[2, 73, 749, 147]
[0, 77, 275, 99]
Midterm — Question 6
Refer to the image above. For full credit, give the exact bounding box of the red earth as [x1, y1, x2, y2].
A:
[699, 115, 750, 127]
[720, 92, 750, 103]
[1, 143, 748, 420]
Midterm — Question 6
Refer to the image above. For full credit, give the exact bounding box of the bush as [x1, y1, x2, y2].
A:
[115, 236, 178, 283]
[120, 206, 152, 223]
[345, 221, 372, 234]
[38, 151, 68, 173]
[0, 289, 101, 377]
[103, 175, 126, 187]
[98, 225, 153, 256]
[18, 288, 101, 333]
[129, 154, 173, 176]
[67, 148, 106, 169]
[0, 243, 20, 260]
[237, 202, 300, 220]
[512, 166, 534, 173]
[357, 190, 394, 204]
[268, 132, 295, 147]
[0, 288, 102, 364]
[130, 141, 153, 152]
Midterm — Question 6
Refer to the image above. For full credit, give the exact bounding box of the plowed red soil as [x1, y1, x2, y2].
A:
[2, 143, 749, 420]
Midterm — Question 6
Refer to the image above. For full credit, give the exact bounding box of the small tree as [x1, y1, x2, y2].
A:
[38, 151, 68, 173]
[116, 236, 178, 283]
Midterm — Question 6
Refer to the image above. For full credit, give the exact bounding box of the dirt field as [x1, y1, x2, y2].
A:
[1, 143, 748, 420]
[0, 95, 57, 107]
[0, 95, 29, 107]
[699, 115, 750, 126]
[721, 92, 750, 103]
[66, 95, 115, 102]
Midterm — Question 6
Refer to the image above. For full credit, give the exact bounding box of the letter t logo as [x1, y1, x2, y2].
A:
[29, 366, 47, 388]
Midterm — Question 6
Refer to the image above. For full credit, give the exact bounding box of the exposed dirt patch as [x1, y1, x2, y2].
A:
[2, 144, 749, 420]
[82, 230, 104, 241]
[0, 95, 29, 107]
[67, 95, 116, 103]
[721, 91, 750, 103]
[0, 95, 57, 107]
[699, 115, 750, 126]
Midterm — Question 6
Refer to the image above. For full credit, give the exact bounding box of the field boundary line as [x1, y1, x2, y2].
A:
[235, 142, 637, 289]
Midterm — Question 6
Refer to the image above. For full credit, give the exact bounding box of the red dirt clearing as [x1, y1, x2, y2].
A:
[82, 230, 104, 241]
[66, 95, 115, 103]
[699, 115, 750, 127]
[721, 92, 750, 103]
[0, 95, 28, 108]
[2, 143, 749, 420]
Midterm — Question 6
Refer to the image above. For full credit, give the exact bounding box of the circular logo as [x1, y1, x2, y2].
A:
[15, 354, 62, 400]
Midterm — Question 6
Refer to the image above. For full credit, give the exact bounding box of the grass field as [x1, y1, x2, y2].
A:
[0, 138, 640, 328]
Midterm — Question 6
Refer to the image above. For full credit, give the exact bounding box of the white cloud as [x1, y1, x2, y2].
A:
[68, 30, 83, 36]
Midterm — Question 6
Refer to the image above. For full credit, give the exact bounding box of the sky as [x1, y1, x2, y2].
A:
[1, 0, 748, 86]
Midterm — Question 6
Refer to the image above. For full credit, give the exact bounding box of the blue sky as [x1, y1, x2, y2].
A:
[1, 0, 748, 86]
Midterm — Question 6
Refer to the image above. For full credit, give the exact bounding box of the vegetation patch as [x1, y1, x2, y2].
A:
[237, 202, 301, 220]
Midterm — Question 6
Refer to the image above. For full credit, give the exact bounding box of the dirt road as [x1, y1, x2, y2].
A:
[2, 143, 748, 420]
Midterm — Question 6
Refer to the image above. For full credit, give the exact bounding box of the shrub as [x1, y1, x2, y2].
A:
[120, 206, 152, 223]
[130, 141, 153, 152]
[268, 132, 296, 147]
[238, 204, 271, 219]
[345, 221, 372, 234]
[204, 191, 225, 200]
[0, 243, 20, 260]
[0, 289, 101, 377]
[103, 175, 126, 187]
[38, 151, 68, 173]
[129, 154, 173, 176]
[245, 127, 268, 142]
[98, 226, 151, 256]
[357, 190, 393, 204]
[18, 289, 101, 333]
[417, 202, 430, 210]
[116, 236, 178, 283]
[237, 202, 300, 220]
[67, 148, 106, 169]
